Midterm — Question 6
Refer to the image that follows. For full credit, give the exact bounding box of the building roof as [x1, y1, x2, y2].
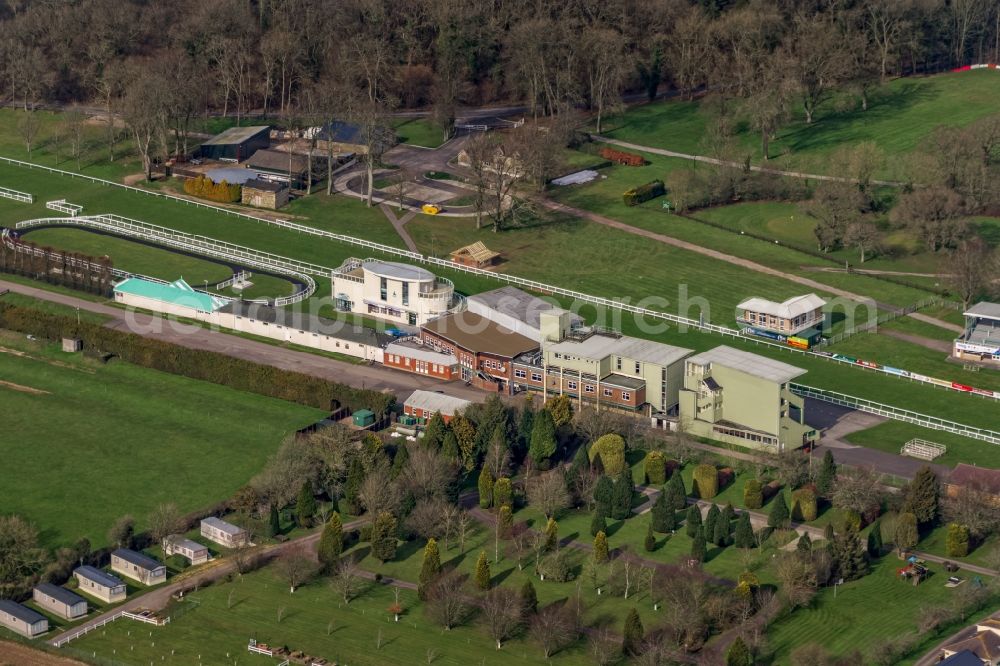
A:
[112, 548, 164, 572]
[34, 583, 86, 607]
[965, 302, 1000, 321]
[737, 294, 826, 320]
[202, 125, 270, 146]
[601, 373, 647, 390]
[74, 565, 124, 589]
[467, 286, 578, 331]
[949, 464, 1000, 495]
[201, 516, 244, 536]
[385, 340, 459, 366]
[166, 536, 208, 553]
[245, 148, 310, 174]
[114, 277, 228, 313]
[942, 630, 1000, 662]
[243, 178, 287, 192]
[362, 260, 435, 282]
[979, 619, 1000, 632]
[686, 345, 807, 384]
[219, 301, 391, 348]
[451, 241, 500, 264]
[422, 311, 539, 358]
[205, 167, 259, 185]
[0, 599, 47, 625]
[404, 389, 473, 416]
[315, 120, 364, 144]
[548, 332, 692, 368]
[939, 650, 989, 666]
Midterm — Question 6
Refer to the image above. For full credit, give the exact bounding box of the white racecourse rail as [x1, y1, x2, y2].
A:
[2, 156, 999, 414]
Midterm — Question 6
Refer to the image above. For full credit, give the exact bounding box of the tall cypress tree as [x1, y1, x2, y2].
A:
[704, 504, 720, 544]
[418, 538, 441, 600]
[594, 476, 614, 516]
[344, 457, 365, 514]
[517, 398, 535, 458]
[832, 525, 869, 581]
[544, 517, 559, 552]
[663, 472, 687, 511]
[904, 466, 941, 527]
[713, 508, 730, 547]
[390, 443, 409, 479]
[590, 509, 607, 537]
[268, 504, 281, 537]
[521, 580, 538, 614]
[768, 493, 790, 529]
[422, 411, 447, 449]
[867, 520, 883, 557]
[478, 466, 494, 509]
[317, 512, 343, 567]
[296, 481, 317, 527]
[644, 522, 656, 552]
[734, 512, 753, 548]
[651, 492, 675, 533]
[816, 450, 836, 497]
[725, 636, 754, 666]
[610, 467, 634, 520]
[691, 526, 707, 562]
[528, 408, 557, 464]
[441, 430, 460, 461]
[796, 532, 812, 555]
[686, 504, 702, 537]
[370, 512, 398, 562]
[622, 608, 645, 656]
[475, 551, 491, 590]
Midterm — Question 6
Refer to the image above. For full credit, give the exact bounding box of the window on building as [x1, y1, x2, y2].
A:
[531, 373, 542, 382]
[585, 385, 595, 393]
[568, 381, 578, 390]
[635, 361, 641, 374]
[603, 388, 612, 397]
[615, 357, 622, 371]
[514, 369, 526, 378]
[402, 281, 409, 306]
[622, 391, 631, 401]
[380, 277, 387, 301]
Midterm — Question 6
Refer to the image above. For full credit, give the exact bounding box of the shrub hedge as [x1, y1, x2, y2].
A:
[0, 302, 395, 416]
[183, 175, 242, 203]
[589, 433, 626, 475]
[791, 488, 818, 522]
[623, 179, 665, 206]
[743, 479, 764, 509]
[644, 451, 667, 485]
[692, 464, 718, 499]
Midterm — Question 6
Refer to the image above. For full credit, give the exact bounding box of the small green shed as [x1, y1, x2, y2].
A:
[352, 409, 375, 427]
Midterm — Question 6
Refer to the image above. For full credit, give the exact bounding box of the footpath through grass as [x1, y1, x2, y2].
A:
[0, 334, 322, 548]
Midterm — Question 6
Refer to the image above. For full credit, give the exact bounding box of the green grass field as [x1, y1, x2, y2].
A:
[1, 159, 998, 433]
[392, 117, 446, 149]
[844, 420, 1000, 469]
[600, 69, 1000, 173]
[68, 567, 594, 665]
[0, 334, 322, 547]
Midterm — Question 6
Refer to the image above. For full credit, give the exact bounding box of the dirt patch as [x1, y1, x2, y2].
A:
[0, 345, 96, 374]
[0, 641, 87, 666]
[0, 379, 49, 395]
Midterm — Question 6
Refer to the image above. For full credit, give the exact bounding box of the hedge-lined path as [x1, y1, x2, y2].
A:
[0, 279, 493, 404]
[537, 198, 959, 335]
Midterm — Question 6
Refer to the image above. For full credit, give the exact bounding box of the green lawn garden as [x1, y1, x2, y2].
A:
[844, 420, 1000, 469]
[392, 117, 446, 149]
[0, 333, 322, 548]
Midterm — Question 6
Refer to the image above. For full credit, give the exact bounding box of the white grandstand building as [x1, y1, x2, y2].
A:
[332, 258, 458, 327]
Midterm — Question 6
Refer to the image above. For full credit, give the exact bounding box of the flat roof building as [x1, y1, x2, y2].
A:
[114, 277, 228, 319]
[954, 301, 1000, 367]
[33, 583, 88, 620]
[111, 549, 167, 586]
[466, 286, 581, 344]
[384, 339, 460, 381]
[333, 257, 457, 327]
[737, 293, 825, 344]
[403, 389, 473, 424]
[200, 517, 249, 549]
[241, 178, 290, 210]
[74, 566, 126, 604]
[679, 345, 817, 452]
[198, 126, 270, 162]
[0, 599, 48, 638]
[163, 536, 210, 565]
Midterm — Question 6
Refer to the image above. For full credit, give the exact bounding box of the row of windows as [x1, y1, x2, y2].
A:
[234, 317, 352, 349]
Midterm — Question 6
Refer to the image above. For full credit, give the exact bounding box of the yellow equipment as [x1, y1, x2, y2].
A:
[421, 203, 441, 215]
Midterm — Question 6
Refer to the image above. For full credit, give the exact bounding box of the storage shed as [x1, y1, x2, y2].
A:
[352, 409, 376, 428]
[33, 583, 88, 620]
[241, 178, 289, 209]
[198, 126, 271, 161]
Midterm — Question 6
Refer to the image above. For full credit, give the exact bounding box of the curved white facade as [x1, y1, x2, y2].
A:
[332, 258, 456, 327]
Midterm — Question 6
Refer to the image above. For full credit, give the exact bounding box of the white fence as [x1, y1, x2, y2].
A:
[46, 199, 82, 216]
[900, 438, 947, 461]
[1, 155, 997, 401]
[14, 214, 319, 306]
[792, 384, 1000, 445]
[0, 185, 32, 203]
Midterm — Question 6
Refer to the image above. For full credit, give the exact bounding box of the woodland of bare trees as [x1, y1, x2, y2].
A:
[1, 0, 998, 149]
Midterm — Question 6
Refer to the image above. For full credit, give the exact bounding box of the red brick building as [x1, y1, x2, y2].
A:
[420, 312, 539, 393]
[403, 389, 472, 424]
[383, 340, 459, 380]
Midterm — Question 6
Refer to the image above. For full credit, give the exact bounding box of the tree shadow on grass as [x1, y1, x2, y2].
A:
[395, 538, 423, 562]
[605, 520, 626, 538]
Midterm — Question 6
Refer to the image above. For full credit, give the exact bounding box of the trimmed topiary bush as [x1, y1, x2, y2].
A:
[623, 179, 665, 206]
[589, 434, 626, 475]
[692, 464, 719, 499]
[644, 451, 667, 485]
[743, 479, 764, 509]
[946, 523, 970, 557]
[791, 488, 818, 522]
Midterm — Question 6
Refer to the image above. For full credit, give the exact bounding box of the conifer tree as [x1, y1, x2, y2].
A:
[370, 512, 398, 562]
[610, 467, 634, 520]
[768, 493, 790, 529]
[344, 457, 366, 514]
[594, 476, 614, 516]
[296, 481, 317, 527]
[475, 550, 491, 590]
[590, 509, 607, 537]
[441, 431, 460, 460]
[544, 517, 559, 552]
[478, 466, 494, 509]
[734, 512, 754, 549]
[497, 504, 513, 537]
[816, 450, 836, 497]
[520, 580, 538, 615]
[622, 608, 645, 656]
[664, 471, 687, 511]
[867, 520, 883, 557]
[725, 636, 754, 666]
[593, 531, 609, 563]
[418, 538, 441, 600]
[390, 443, 409, 479]
[691, 526, 707, 562]
[713, 508, 730, 547]
[529, 408, 557, 464]
[904, 466, 941, 527]
[644, 522, 656, 552]
[268, 504, 281, 537]
[704, 504, 720, 544]
[686, 504, 702, 537]
[651, 492, 674, 533]
[796, 532, 812, 555]
[422, 411, 448, 449]
[317, 512, 343, 567]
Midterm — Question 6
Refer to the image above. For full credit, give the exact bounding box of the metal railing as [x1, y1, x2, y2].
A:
[0, 185, 32, 203]
[1, 155, 997, 402]
[45, 199, 82, 216]
[791, 383, 1000, 445]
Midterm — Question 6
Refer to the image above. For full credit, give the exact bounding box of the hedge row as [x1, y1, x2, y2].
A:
[599, 147, 645, 166]
[184, 175, 242, 203]
[0, 302, 396, 416]
[623, 180, 665, 206]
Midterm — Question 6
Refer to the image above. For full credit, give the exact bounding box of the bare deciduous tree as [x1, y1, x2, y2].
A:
[479, 586, 523, 649]
[424, 571, 473, 630]
[525, 470, 571, 520]
[147, 503, 184, 545]
[330, 556, 366, 604]
[948, 237, 999, 309]
[275, 545, 317, 593]
[529, 602, 579, 658]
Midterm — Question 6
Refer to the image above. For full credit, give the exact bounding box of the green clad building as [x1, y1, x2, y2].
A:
[678, 345, 817, 453]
